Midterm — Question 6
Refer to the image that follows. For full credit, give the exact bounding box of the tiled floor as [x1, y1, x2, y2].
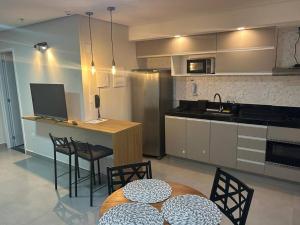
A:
[0, 146, 299, 225]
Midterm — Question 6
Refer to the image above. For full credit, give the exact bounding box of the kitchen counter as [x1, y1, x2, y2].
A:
[166, 101, 300, 129]
[22, 116, 143, 166]
[23, 116, 141, 134]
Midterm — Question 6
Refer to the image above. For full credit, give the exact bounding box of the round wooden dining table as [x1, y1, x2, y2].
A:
[99, 181, 207, 225]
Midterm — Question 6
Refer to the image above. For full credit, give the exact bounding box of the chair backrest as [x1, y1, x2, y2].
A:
[49, 133, 70, 149]
[210, 168, 254, 225]
[107, 161, 152, 194]
[70, 138, 93, 158]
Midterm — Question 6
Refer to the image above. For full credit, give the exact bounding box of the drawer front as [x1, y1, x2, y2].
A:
[268, 126, 300, 143]
[237, 148, 265, 163]
[238, 136, 266, 151]
[265, 163, 300, 183]
[238, 124, 267, 138]
[237, 159, 265, 174]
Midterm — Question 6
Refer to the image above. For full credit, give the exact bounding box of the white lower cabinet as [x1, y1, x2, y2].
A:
[165, 116, 210, 162]
[210, 121, 238, 169]
[165, 116, 300, 182]
[165, 116, 187, 158]
[186, 118, 210, 163]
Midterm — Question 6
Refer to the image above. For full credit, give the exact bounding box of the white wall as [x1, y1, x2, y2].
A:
[0, 15, 84, 157]
[0, 105, 5, 144]
[78, 15, 137, 121]
[129, 1, 300, 40]
[0, 15, 136, 169]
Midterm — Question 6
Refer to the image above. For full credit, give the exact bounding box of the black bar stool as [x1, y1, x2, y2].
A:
[71, 138, 113, 206]
[49, 133, 80, 197]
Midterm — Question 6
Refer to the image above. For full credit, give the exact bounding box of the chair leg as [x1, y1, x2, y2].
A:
[75, 155, 78, 197]
[54, 150, 57, 190]
[97, 159, 101, 185]
[93, 162, 96, 185]
[90, 161, 93, 207]
[69, 154, 72, 198]
[75, 154, 80, 178]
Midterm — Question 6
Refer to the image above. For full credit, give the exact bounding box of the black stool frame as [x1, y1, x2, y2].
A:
[49, 133, 80, 197]
[71, 138, 112, 206]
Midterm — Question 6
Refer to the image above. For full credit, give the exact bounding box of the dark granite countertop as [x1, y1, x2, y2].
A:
[166, 100, 300, 129]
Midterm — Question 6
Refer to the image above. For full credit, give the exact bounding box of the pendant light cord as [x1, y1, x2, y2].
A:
[88, 14, 94, 63]
[110, 9, 115, 65]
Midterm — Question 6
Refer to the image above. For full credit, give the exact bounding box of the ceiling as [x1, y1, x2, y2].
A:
[0, 0, 297, 30]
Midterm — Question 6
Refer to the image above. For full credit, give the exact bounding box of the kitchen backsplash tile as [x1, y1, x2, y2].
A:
[175, 75, 300, 107]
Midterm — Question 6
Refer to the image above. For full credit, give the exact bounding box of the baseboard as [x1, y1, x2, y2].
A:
[25, 149, 92, 171]
[25, 149, 69, 168]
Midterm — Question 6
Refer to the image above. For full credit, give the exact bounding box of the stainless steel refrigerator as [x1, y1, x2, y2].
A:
[131, 69, 173, 158]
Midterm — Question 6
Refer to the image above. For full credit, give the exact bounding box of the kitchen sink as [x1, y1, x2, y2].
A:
[204, 109, 234, 117]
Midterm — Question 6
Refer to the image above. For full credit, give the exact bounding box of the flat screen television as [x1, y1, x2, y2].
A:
[30, 83, 68, 121]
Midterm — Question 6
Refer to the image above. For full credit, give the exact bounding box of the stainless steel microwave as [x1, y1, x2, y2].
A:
[187, 58, 215, 74]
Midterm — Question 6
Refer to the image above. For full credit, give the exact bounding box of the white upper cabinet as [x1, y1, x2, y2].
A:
[215, 27, 276, 75]
[136, 27, 277, 76]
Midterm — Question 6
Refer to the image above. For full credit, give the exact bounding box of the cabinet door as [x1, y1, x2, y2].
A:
[216, 49, 275, 74]
[165, 116, 187, 158]
[216, 27, 276, 74]
[210, 121, 238, 168]
[186, 118, 210, 163]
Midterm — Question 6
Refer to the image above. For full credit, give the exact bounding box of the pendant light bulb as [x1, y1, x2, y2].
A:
[91, 61, 96, 75]
[111, 62, 116, 75]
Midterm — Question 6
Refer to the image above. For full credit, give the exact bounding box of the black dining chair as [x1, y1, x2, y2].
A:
[71, 138, 113, 206]
[49, 133, 80, 197]
[210, 168, 254, 225]
[106, 161, 152, 194]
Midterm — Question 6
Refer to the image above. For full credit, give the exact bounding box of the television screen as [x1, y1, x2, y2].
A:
[30, 83, 68, 121]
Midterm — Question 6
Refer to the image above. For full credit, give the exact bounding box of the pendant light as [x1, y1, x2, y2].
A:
[86, 11, 96, 76]
[107, 6, 116, 75]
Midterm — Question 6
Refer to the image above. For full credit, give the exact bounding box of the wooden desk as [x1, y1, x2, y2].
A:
[99, 181, 206, 225]
[22, 116, 143, 166]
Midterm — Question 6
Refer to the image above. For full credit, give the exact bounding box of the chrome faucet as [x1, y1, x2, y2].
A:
[213, 93, 223, 112]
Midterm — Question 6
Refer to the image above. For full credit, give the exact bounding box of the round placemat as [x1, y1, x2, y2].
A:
[123, 179, 172, 203]
[162, 194, 222, 225]
[98, 203, 164, 225]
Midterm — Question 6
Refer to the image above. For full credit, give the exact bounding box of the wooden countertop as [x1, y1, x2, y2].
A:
[22, 116, 141, 135]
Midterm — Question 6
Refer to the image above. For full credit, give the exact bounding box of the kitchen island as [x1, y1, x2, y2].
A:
[23, 116, 143, 166]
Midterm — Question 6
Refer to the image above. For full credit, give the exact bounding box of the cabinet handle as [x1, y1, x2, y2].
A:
[182, 150, 186, 154]
[202, 150, 206, 154]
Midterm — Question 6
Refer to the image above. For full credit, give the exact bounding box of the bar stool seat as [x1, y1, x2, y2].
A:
[56, 145, 75, 155]
[77, 146, 113, 161]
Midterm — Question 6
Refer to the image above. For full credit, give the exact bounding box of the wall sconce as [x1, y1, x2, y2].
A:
[34, 42, 49, 52]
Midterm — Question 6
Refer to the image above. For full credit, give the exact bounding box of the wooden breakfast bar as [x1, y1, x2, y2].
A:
[22, 116, 143, 166]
